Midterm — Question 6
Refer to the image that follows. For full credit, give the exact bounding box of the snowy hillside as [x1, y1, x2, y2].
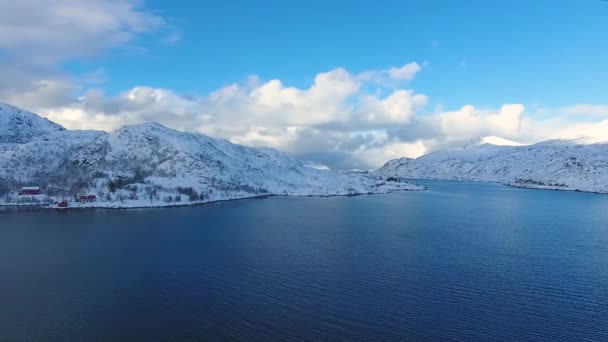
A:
[378, 137, 608, 194]
[0, 102, 422, 208]
[0, 103, 65, 144]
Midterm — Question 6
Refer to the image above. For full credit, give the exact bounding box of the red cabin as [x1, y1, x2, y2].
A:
[79, 195, 97, 202]
[19, 187, 41, 195]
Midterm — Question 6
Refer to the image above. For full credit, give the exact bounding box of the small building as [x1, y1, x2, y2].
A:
[19, 186, 41, 195]
[79, 195, 97, 202]
[57, 201, 68, 208]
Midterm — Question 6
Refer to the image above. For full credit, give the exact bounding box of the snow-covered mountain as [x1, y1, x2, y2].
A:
[0, 102, 421, 208]
[0, 103, 65, 144]
[462, 136, 526, 149]
[378, 136, 608, 194]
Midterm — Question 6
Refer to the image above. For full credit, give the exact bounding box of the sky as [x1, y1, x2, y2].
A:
[1, 0, 607, 169]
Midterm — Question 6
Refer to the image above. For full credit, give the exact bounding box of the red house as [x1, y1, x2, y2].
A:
[19, 187, 41, 195]
[79, 195, 97, 202]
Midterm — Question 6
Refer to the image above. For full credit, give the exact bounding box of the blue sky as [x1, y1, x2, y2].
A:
[72, 0, 608, 109]
[1, 0, 608, 169]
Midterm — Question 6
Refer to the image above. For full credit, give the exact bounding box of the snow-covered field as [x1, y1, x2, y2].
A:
[0, 102, 423, 209]
[378, 136, 608, 194]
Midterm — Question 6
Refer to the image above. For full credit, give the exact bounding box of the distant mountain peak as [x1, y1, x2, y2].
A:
[462, 136, 526, 149]
[116, 121, 174, 132]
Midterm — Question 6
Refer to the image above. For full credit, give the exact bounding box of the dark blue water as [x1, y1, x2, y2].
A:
[1, 181, 608, 341]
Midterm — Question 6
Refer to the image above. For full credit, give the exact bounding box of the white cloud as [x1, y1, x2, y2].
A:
[244, 68, 359, 126]
[0, 0, 168, 111]
[357, 62, 423, 85]
[559, 104, 608, 118]
[425, 104, 525, 143]
[42, 66, 428, 157]
[530, 119, 608, 143]
[388, 62, 422, 81]
[0, 0, 164, 63]
[361, 90, 428, 124]
[37, 67, 608, 170]
[354, 140, 428, 168]
[573, 120, 608, 142]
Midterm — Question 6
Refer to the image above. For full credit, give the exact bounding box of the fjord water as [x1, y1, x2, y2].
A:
[1, 181, 608, 341]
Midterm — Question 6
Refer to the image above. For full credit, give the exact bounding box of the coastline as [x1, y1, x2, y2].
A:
[503, 183, 608, 195]
[400, 176, 608, 196]
[0, 185, 426, 212]
[5, 176, 606, 213]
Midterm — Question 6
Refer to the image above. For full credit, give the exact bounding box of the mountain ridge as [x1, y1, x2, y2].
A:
[0, 102, 422, 208]
[378, 137, 608, 194]
[0, 102, 65, 144]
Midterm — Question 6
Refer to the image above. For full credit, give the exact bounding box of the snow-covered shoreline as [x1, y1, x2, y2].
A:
[503, 182, 608, 195]
[0, 184, 426, 211]
[409, 176, 608, 195]
[378, 136, 608, 195]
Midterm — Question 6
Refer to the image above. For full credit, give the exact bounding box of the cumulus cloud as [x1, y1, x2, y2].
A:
[33, 63, 608, 170]
[361, 90, 427, 124]
[424, 104, 526, 143]
[0, 0, 164, 62]
[0, 0, 168, 111]
[0, 62, 78, 109]
[388, 62, 422, 81]
[228, 68, 359, 126]
[1, 1, 608, 170]
[41, 66, 431, 164]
